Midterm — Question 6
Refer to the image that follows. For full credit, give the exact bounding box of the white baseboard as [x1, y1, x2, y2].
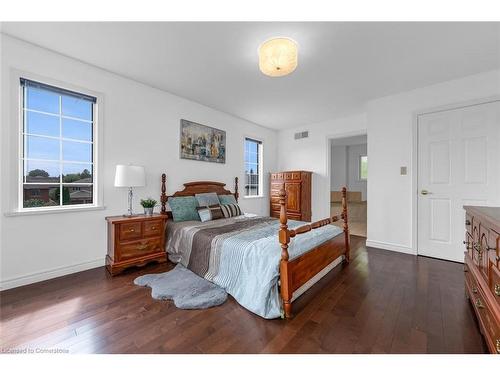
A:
[0, 258, 105, 291]
[365, 239, 416, 255]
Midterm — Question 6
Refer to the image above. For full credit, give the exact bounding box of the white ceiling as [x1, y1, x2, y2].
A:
[2, 22, 499, 130]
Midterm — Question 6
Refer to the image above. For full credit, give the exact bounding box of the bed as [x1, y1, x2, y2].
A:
[159, 173, 350, 319]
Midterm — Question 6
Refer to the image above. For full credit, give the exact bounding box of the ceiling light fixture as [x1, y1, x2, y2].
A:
[258, 37, 298, 77]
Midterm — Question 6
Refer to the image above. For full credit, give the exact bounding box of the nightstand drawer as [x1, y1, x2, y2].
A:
[120, 222, 142, 241]
[119, 238, 162, 260]
[143, 220, 163, 237]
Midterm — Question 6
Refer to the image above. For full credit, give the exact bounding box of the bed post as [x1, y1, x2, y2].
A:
[341, 186, 350, 262]
[160, 173, 167, 215]
[279, 188, 292, 319]
[234, 177, 239, 202]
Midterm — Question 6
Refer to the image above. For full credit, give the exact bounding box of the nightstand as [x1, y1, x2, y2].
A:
[105, 214, 168, 275]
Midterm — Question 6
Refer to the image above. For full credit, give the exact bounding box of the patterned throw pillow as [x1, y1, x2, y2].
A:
[220, 203, 243, 218]
[168, 196, 200, 222]
[195, 192, 220, 207]
[196, 204, 224, 222]
[218, 194, 237, 205]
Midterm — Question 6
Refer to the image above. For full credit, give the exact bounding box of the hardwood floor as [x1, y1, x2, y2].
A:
[0, 237, 487, 354]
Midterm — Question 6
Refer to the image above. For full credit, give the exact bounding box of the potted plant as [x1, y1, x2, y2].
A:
[140, 198, 157, 216]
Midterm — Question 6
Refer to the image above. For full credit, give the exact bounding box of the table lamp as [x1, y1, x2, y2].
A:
[114, 164, 146, 216]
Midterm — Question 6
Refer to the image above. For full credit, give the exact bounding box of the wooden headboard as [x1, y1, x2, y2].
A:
[160, 173, 239, 217]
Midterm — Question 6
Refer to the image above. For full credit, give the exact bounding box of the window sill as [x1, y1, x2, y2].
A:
[243, 195, 265, 199]
[4, 205, 106, 217]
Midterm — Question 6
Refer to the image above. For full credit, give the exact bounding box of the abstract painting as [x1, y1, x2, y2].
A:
[180, 119, 226, 163]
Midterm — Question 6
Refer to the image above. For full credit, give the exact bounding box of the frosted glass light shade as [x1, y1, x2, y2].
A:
[259, 37, 298, 77]
[114, 165, 146, 187]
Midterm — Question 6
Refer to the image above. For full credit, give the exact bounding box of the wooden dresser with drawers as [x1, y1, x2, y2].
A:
[270, 170, 312, 222]
[105, 214, 168, 275]
[463, 206, 500, 354]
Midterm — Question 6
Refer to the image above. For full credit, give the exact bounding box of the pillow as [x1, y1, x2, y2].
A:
[195, 192, 220, 207]
[220, 203, 243, 218]
[218, 194, 237, 205]
[196, 204, 224, 222]
[168, 196, 200, 222]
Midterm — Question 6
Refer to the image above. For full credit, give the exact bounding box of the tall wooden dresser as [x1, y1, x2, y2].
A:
[270, 171, 312, 222]
[463, 206, 500, 354]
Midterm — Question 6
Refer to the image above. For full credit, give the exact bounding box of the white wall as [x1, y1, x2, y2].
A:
[346, 143, 367, 201]
[0, 34, 278, 289]
[366, 69, 500, 254]
[278, 69, 500, 257]
[330, 143, 367, 201]
[330, 145, 347, 191]
[278, 114, 368, 221]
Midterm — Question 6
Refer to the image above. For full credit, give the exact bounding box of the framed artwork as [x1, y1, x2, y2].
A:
[180, 119, 226, 163]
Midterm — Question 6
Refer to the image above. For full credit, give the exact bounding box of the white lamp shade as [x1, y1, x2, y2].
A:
[114, 165, 146, 187]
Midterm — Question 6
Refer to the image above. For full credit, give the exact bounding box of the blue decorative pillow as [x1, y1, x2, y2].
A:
[195, 192, 220, 207]
[218, 194, 237, 205]
[168, 196, 200, 222]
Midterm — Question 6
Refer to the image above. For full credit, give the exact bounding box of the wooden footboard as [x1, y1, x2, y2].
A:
[279, 187, 350, 318]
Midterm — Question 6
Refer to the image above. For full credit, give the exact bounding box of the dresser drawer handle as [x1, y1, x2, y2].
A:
[495, 284, 500, 297]
[129, 228, 135, 232]
[151, 226, 157, 230]
[475, 299, 485, 309]
[137, 244, 148, 250]
[471, 286, 478, 294]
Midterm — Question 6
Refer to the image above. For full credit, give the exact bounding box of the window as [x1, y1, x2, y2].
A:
[244, 138, 263, 197]
[20, 78, 97, 210]
[359, 155, 368, 180]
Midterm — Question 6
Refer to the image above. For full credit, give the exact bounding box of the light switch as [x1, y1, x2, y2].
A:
[400, 166, 407, 175]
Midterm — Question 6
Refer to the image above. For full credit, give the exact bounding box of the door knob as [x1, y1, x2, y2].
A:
[421, 190, 432, 195]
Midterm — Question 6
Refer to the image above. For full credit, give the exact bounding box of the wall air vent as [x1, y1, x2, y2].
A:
[294, 131, 309, 140]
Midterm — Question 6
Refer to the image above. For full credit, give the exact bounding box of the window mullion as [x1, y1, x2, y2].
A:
[59, 94, 63, 207]
[22, 85, 27, 186]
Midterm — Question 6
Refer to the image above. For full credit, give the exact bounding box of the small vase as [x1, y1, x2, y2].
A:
[144, 207, 154, 216]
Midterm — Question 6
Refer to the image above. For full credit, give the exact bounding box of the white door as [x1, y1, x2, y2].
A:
[417, 100, 500, 262]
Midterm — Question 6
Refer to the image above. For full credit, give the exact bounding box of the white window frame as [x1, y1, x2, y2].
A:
[8, 70, 104, 215]
[243, 137, 264, 198]
[359, 154, 368, 181]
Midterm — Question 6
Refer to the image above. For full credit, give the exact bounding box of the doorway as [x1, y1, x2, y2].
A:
[416, 100, 500, 262]
[329, 135, 367, 237]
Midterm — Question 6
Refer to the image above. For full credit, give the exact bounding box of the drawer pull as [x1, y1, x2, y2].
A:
[475, 299, 485, 309]
[471, 286, 478, 294]
[129, 228, 135, 232]
[495, 284, 500, 297]
[151, 226, 157, 230]
[137, 244, 148, 250]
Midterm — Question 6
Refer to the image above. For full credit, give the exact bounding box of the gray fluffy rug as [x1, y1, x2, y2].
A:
[134, 264, 228, 309]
